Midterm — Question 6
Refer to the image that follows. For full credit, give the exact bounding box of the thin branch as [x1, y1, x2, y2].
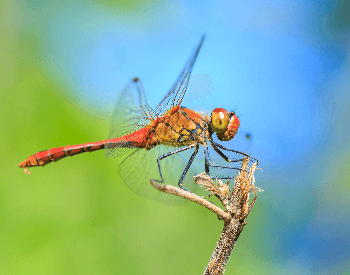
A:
[150, 180, 231, 220]
[150, 157, 261, 275]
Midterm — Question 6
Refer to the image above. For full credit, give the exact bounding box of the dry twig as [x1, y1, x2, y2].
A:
[150, 157, 261, 275]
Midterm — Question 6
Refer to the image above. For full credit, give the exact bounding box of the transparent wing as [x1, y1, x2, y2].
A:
[118, 144, 208, 203]
[105, 78, 158, 158]
[155, 35, 205, 116]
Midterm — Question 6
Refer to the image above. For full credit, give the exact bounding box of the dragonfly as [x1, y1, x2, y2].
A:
[18, 36, 257, 201]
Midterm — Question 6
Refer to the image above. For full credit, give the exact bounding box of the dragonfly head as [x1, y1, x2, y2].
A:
[210, 108, 240, 141]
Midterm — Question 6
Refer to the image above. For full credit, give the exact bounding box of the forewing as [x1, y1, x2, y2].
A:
[155, 36, 205, 116]
[105, 78, 157, 158]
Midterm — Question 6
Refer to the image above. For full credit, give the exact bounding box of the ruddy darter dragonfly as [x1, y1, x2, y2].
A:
[18, 36, 257, 201]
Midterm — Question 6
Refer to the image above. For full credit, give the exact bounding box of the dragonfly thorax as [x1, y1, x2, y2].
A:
[152, 106, 205, 147]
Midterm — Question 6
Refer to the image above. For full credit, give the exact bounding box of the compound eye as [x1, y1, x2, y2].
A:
[211, 108, 230, 133]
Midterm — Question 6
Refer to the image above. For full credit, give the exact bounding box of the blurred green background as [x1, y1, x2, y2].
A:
[1, 0, 350, 274]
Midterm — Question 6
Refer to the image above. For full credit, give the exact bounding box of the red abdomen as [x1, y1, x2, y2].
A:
[18, 127, 150, 174]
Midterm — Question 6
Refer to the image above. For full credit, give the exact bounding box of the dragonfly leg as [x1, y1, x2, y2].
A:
[154, 143, 197, 191]
[210, 140, 258, 164]
[177, 145, 199, 190]
[204, 140, 258, 181]
[210, 143, 246, 163]
[203, 144, 210, 174]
